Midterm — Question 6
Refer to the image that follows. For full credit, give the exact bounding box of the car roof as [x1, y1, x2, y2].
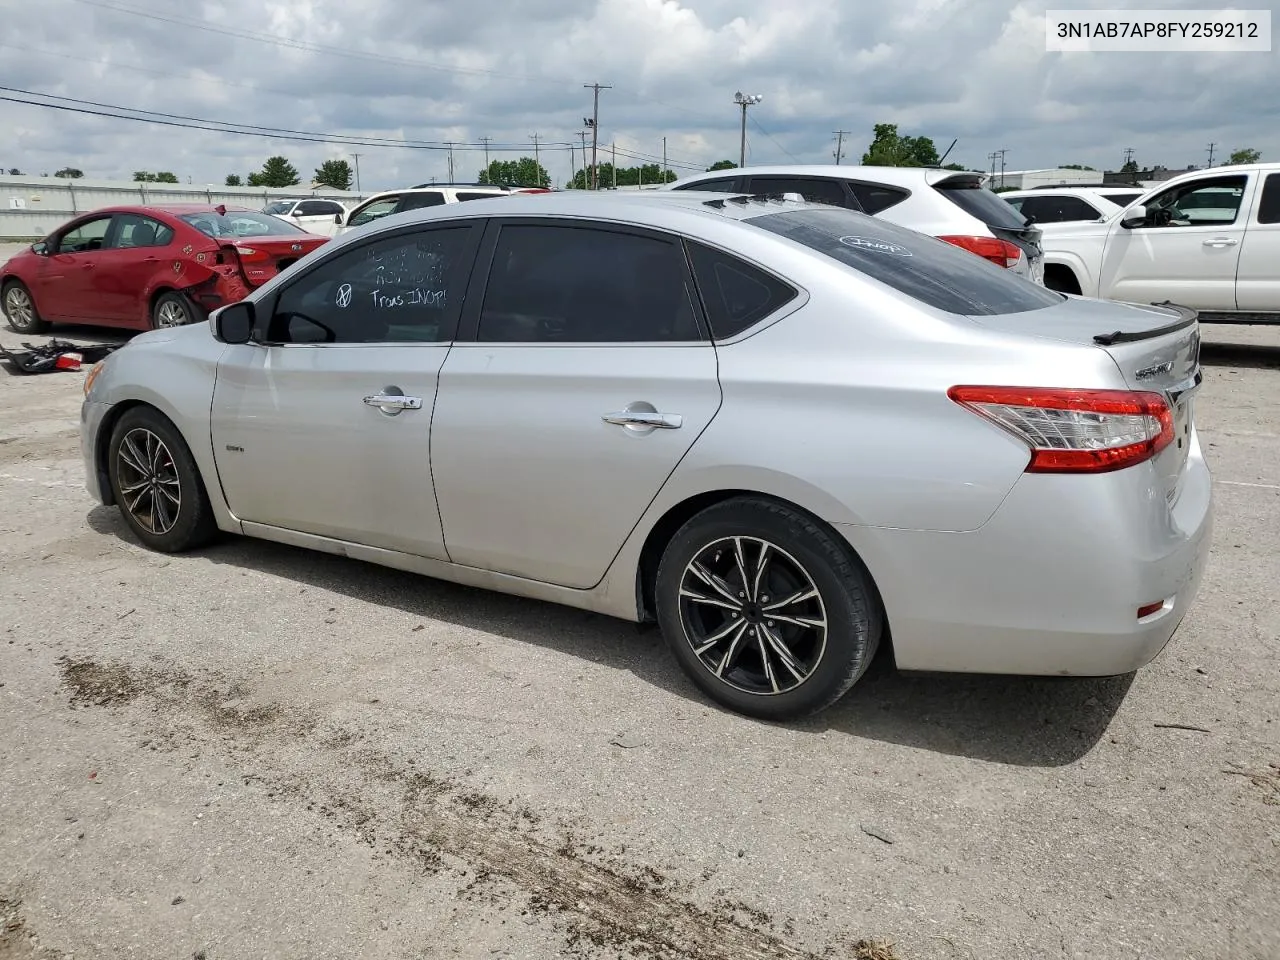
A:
[671, 164, 985, 189]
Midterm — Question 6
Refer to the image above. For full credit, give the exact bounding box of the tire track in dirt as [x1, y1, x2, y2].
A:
[56, 657, 899, 960]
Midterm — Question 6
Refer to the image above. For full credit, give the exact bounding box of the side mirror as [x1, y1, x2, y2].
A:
[1120, 204, 1148, 228]
[334, 213, 343, 224]
[212, 301, 255, 344]
[31, 241, 48, 256]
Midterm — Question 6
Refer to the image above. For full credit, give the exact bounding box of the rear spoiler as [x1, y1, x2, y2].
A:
[1092, 301, 1198, 346]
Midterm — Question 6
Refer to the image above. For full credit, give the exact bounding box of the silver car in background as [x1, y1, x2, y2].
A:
[79, 191, 1211, 720]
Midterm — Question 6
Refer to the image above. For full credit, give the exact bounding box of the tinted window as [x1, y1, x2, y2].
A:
[269, 227, 472, 344]
[182, 211, 305, 238]
[749, 177, 849, 207]
[675, 177, 739, 193]
[1103, 192, 1143, 207]
[112, 213, 174, 248]
[295, 200, 336, 216]
[263, 201, 295, 215]
[1258, 173, 1280, 225]
[935, 181, 1030, 229]
[456, 192, 503, 202]
[1145, 175, 1247, 226]
[348, 197, 400, 226]
[57, 216, 112, 253]
[395, 192, 446, 212]
[848, 182, 909, 215]
[478, 224, 700, 342]
[748, 206, 1063, 316]
[1017, 195, 1101, 224]
[686, 241, 798, 339]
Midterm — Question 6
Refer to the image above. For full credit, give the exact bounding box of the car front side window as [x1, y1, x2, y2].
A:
[348, 197, 401, 226]
[1143, 175, 1249, 227]
[267, 225, 476, 344]
[55, 216, 113, 254]
[477, 223, 702, 343]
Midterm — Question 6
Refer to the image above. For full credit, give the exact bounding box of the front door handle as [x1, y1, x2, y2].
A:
[364, 393, 423, 411]
[602, 411, 682, 429]
[1202, 237, 1238, 247]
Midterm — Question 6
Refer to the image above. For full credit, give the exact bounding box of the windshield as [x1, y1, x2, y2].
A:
[181, 211, 307, 239]
[262, 201, 294, 215]
[747, 206, 1064, 316]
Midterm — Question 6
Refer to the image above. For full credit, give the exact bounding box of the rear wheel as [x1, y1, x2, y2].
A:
[3, 280, 48, 334]
[655, 497, 882, 721]
[151, 291, 204, 329]
[107, 406, 217, 553]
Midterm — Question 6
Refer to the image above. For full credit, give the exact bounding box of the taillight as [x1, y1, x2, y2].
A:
[938, 235, 1021, 268]
[948, 386, 1175, 474]
[233, 246, 270, 263]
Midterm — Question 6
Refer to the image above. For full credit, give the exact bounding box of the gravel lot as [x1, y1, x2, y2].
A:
[2, 240, 1278, 960]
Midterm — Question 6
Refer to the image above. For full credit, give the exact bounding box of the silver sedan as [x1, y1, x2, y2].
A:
[80, 191, 1212, 720]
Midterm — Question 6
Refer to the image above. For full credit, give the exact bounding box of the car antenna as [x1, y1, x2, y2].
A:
[937, 138, 958, 166]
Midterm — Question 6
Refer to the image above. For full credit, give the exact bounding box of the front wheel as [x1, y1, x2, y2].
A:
[3, 280, 48, 334]
[107, 406, 218, 552]
[655, 497, 882, 721]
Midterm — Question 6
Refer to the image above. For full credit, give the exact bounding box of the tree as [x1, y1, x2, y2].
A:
[1229, 147, 1261, 164]
[225, 174, 243, 186]
[477, 157, 551, 189]
[314, 159, 353, 190]
[1119, 159, 1139, 175]
[706, 159, 737, 171]
[7, 168, 22, 175]
[942, 162, 967, 171]
[54, 167, 84, 178]
[861, 123, 939, 167]
[247, 156, 301, 188]
[568, 164, 677, 190]
[1059, 163, 1096, 170]
[133, 170, 179, 183]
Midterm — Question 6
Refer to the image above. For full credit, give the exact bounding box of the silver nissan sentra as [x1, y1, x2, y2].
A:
[80, 190, 1212, 720]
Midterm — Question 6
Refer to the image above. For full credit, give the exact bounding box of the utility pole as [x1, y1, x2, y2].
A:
[583, 83, 611, 189]
[611, 141, 617, 189]
[662, 136, 668, 183]
[529, 132, 541, 185]
[832, 130, 849, 164]
[446, 142, 455, 182]
[997, 148, 1008, 188]
[988, 151, 998, 179]
[577, 131, 589, 189]
[1206, 142, 1216, 167]
[734, 91, 763, 167]
[479, 136, 491, 172]
[350, 153, 361, 193]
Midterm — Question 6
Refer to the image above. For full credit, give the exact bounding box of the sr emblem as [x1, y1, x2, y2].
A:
[1135, 360, 1174, 379]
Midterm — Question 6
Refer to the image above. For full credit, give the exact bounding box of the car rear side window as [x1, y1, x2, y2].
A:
[456, 192, 501, 202]
[675, 177, 739, 193]
[748, 206, 1063, 316]
[478, 224, 701, 342]
[686, 241, 798, 339]
[847, 182, 909, 215]
[748, 177, 849, 208]
[1017, 195, 1101, 224]
[395, 192, 446, 212]
[935, 179, 1030, 230]
[112, 213, 174, 248]
[1256, 173, 1280, 224]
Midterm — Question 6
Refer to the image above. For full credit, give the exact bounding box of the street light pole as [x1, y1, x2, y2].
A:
[584, 83, 611, 189]
[734, 92, 763, 168]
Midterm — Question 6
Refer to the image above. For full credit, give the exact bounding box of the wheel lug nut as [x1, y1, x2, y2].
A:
[738, 592, 745, 598]
[732, 612, 739, 618]
[767, 621, 775, 627]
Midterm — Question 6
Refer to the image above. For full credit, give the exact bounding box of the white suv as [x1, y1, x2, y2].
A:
[339, 183, 550, 235]
[1000, 186, 1147, 224]
[262, 198, 351, 237]
[664, 165, 1044, 282]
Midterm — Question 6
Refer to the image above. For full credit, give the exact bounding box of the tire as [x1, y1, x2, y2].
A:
[107, 406, 218, 553]
[3, 280, 49, 334]
[151, 291, 204, 329]
[655, 497, 882, 721]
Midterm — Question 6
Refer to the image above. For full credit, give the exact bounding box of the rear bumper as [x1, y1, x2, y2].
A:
[840, 433, 1213, 677]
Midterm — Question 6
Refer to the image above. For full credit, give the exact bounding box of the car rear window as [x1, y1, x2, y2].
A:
[747, 206, 1063, 316]
[934, 179, 1029, 230]
[181, 211, 306, 238]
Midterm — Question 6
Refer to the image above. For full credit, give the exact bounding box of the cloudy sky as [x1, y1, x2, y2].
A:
[1, 0, 1277, 192]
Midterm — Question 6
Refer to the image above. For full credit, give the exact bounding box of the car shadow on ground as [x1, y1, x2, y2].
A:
[1199, 339, 1280, 370]
[87, 506, 1131, 768]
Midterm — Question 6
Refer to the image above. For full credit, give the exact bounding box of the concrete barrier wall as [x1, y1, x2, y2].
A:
[0, 175, 368, 239]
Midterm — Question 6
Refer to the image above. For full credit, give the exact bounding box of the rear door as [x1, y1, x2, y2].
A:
[92, 212, 178, 322]
[292, 199, 346, 235]
[430, 218, 722, 589]
[1099, 172, 1252, 310]
[1234, 171, 1280, 313]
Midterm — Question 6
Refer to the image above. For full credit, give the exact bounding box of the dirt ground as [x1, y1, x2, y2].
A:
[1, 244, 1278, 959]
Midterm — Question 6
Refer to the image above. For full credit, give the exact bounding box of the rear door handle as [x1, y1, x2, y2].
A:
[363, 393, 423, 411]
[1202, 237, 1238, 247]
[602, 411, 682, 429]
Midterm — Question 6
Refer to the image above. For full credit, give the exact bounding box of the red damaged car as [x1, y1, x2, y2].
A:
[1, 204, 329, 334]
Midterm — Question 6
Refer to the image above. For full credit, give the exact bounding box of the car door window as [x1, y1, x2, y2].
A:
[750, 177, 849, 207]
[676, 177, 740, 193]
[686, 241, 798, 339]
[1257, 174, 1280, 224]
[1144, 175, 1248, 226]
[395, 192, 446, 212]
[268, 226, 474, 344]
[348, 197, 401, 226]
[110, 213, 175, 248]
[294, 201, 326, 217]
[56, 216, 112, 253]
[263, 201, 295, 216]
[477, 223, 701, 343]
[1019, 195, 1100, 223]
[847, 182, 910, 215]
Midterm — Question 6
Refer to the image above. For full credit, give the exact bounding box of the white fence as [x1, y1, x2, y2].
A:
[0, 175, 368, 239]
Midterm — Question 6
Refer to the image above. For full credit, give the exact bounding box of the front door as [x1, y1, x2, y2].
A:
[1099, 172, 1253, 310]
[210, 222, 482, 558]
[430, 219, 722, 590]
[40, 214, 115, 321]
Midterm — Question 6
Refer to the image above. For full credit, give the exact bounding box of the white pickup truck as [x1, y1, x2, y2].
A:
[1036, 163, 1280, 324]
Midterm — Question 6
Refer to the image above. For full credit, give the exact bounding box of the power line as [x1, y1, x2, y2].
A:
[748, 114, 800, 163]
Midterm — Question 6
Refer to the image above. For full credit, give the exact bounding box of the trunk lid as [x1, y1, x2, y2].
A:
[222, 236, 329, 286]
[968, 296, 1203, 504]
